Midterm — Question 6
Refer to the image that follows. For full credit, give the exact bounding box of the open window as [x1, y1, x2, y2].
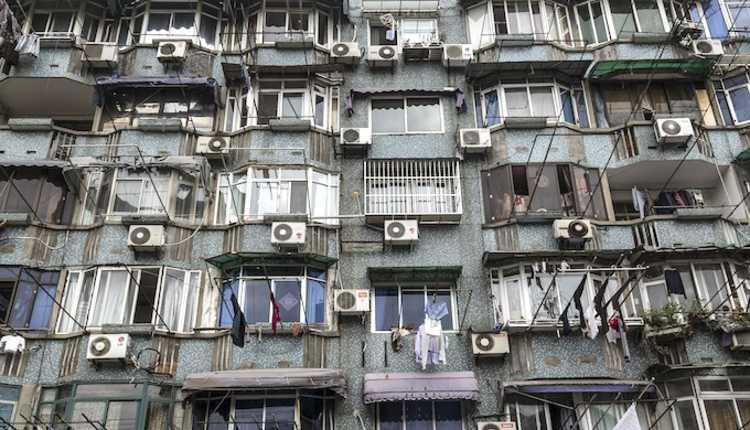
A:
[251, 78, 339, 129]
[595, 81, 701, 127]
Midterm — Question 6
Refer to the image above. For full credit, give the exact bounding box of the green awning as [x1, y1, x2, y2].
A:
[367, 266, 463, 283]
[588, 58, 714, 80]
[736, 148, 750, 163]
[205, 252, 337, 270]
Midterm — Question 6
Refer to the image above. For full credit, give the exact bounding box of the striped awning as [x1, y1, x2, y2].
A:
[182, 368, 347, 397]
[363, 372, 480, 404]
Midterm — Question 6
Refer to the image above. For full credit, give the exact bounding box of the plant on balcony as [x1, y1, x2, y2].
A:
[642, 303, 691, 341]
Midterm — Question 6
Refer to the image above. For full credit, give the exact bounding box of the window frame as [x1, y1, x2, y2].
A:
[715, 72, 750, 126]
[375, 400, 465, 430]
[107, 168, 172, 216]
[0, 267, 60, 331]
[399, 18, 439, 44]
[253, 79, 336, 129]
[370, 283, 458, 333]
[573, 0, 612, 46]
[369, 96, 445, 135]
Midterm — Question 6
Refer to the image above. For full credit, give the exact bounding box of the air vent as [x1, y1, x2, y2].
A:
[127, 225, 165, 249]
[196, 136, 230, 157]
[654, 117, 694, 145]
[334, 290, 371, 313]
[459, 128, 491, 153]
[552, 219, 593, 240]
[130, 226, 151, 245]
[442, 44, 472, 67]
[379, 46, 396, 58]
[340, 127, 371, 145]
[445, 45, 463, 57]
[344, 129, 360, 141]
[384, 220, 418, 245]
[471, 332, 509, 356]
[692, 39, 723, 57]
[86, 334, 131, 361]
[333, 43, 350, 55]
[157, 41, 188, 62]
[368, 45, 398, 67]
[160, 43, 176, 55]
[330, 42, 361, 64]
[271, 222, 306, 247]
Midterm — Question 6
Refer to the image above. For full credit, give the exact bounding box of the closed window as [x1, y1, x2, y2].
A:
[0, 167, 76, 225]
[715, 72, 750, 124]
[0, 268, 59, 330]
[256, 80, 307, 124]
[378, 401, 462, 430]
[158, 269, 202, 333]
[219, 266, 327, 326]
[400, 19, 438, 44]
[225, 87, 250, 131]
[372, 285, 455, 332]
[371, 97, 443, 134]
[262, 10, 311, 42]
[575, 0, 610, 45]
[31, 11, 75, 34]
[110, 168, 170, 215]
[493, 0, 543, 36]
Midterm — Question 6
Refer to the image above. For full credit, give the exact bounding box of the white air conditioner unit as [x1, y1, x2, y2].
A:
[127, 225, 165, 249]
[442, 44, 472, 67]
[459, 128, 491, 153]
[692, 39, 724, 57]
[367, 45, 398, 67]
[157, 41, 188, 62]
[87, 334, 131, 361]
[271, 222, 306, 247]
[654, 118, 694, 145]
[0, 335, 25, 353]
[384, 220, 418, 245]
[196, 136, 230, 157]
[477, 422, 516, 430]
[731, 330, 750, 351]
[340, 128, 372, 146]
[334, 289, 371, 313]
[82, 43, 118, 67]
[330, 42, 361, 64]
[553, 219, 593, 240]
[471, 332, 509, 356]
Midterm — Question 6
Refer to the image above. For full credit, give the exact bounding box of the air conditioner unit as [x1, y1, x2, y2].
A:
[367, 45, 398, 67]
[334, 289, 371, 313]
[654, 118, 694, 145]
[87, 334, 131, 361]
[0, 335, 25, 354]
[459, 128, 491, 153]
[340, 128, 372, 146]
[477, 422, 516, 430]
[384, 220, 418, 245]
[82, 43, 118, 68]
[196, 135, 230, 157]
[471, 332, 509, 357]
[731, 330, 750, 351]
[692, 39, 724, 57]
[157, 41, 188, 62]
[330, 42, 361, 64]
[271, 222, 306, 247]
[127, 225, 166, 249]
[442, 44, 472, 67]
[552, 219, 593, 240]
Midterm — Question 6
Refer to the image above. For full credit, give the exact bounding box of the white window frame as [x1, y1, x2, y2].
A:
[258, 9, 315, 44]
[573, 0, 612, 45]
[225, 87, 250, 131]
[87, 267, 151, 327]
[375, 400, 465, 430]
[29, 9, 77, 35]
[158, 268, 202, 333]
[140, 1, 221, 47]
[491, 0, 544, 38]
[716, 72, 750, 125]
[501, 81, 561, 118]
[694, 376, 750, 430]
[253, 79, 310, 125]
[370, 284, 459, 333]
[545, 0, 576, 45]
[57, 268, 96, 334]
[504, 400, 552, 430]
[609, 0, 672, 35]
[0, 400, 16, 425]
[107, 168, 171, 216]
[369, 96, 445, 135]
[399, 18, 439, 44]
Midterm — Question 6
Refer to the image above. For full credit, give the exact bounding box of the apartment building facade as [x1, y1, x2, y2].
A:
[0, 0, 750, 428]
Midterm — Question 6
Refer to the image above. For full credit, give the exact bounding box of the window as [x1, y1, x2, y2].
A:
[0, 167, 76, 225]
[31, 10, 75, 34]
[493, 0, 543, 36]
[261, 10, 312, 43]
[369, 24, 398, 45]
[597, 81, 700, 126]
[507, 401, 550, 430]
[372, 285, 455, 332]
[609, 0, 670, 36]
[139, 2, 220, 47]
[400, 19, 438, 44]
[256, 80, 306, 124]
[0, 268, 59, 330]
[378, 401, 462, 430]
[473, 80, 589, 127]
[481, 164, 606, 222]
[725, 0, 750, 32]
[219, 266, 327, 326]
[659, 377, 750, 430]
[574, 0, 611, 45]
[225, 87, 250, 131]
[364, 159, 462, 217]
[545, 1, 575, 45]
[62, 267, 201, 331]
[371, 97, 443, 134]
[215, 167, 339, 225]
[101, 87, 216, 132]
[110, 168, 170, 215]
[638, 265, 695, 312]
[715, 72, 750, 124]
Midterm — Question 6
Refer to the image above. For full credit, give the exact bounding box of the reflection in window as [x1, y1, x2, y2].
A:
[0, 167, 76, 224]
[373, 285, 455, 331]
[378, 401, 462, 430]
[372, 97, 442, 133]
[0, 268, 59, 330]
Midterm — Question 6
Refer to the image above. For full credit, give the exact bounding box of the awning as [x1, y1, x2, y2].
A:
[736, 147, 750, 163]
[587, 58, 714, 80]
[352, 87, 458, 96]
[482, 250, 623, 266]
[206, 252, 337, 270]
[363, 372, 480, 404]
[504, 379, 655, 394]
[0, 160, 71, 169]
[367, 266, 462, 283]
[95, 76, 220, 106]
[182, 368, 347, 397]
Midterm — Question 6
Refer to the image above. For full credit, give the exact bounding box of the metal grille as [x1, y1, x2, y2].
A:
[154, 336, 180, 376]
[633, 221, 660, 249]
[59, 337, 81, 378]
[50, 130, 76, 160]
[614, 127, 639, 160]
[0, 350, 26, 377]
[364, 159, 462, 216]
[212, 334, 233, 371]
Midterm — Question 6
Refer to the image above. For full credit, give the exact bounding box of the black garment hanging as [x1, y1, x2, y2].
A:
[230, 293, 247, 347]
[558, 274, 588, 335]
[594, 278, 609, 334]
[664, 269, 686, 296]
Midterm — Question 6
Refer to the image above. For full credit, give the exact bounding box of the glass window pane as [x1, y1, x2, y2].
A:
[505, 88, 531, 117]
[258, 94, 280, 124]
[372, 99, 406, 133]
[274, 280, 301, 322]
[245, 280, 271, 324]
[147, 13, 170, 32]
[402, 290, 425, 329]
[673, 400, 700, 430]
[484, 90, 502, 126]
[530, 87, 555, 117]
[577, 3, 595, 44]
[434, 290, 453, 330]
[133, 269, 159, 324]
[703, 399, 739, 429]
[699, 379, 730, 392]
[634, 0, 663, 32]
[435, 401, 462, 430]
[51, 12, 73, 32]
[737, 399, 750, 426]
[405, 401, 432, 430]
[28, 271, 58, 330]
[609, 0, 637, 35]
[379, 403, 402, 430]
[71, 401, 106, 428]
[730, 86, 750, 123]
[406, 98, 441, 132]
[306, 279, 326, 323]
[314, 94, 326, 127]
[375, 288, 399, 331]
[266, 398, 296, 430]
[8, 274, 34, 328]
[113, 180, 141, 213]
[592, 1, 609, 42]
[282, 94, 304, 118]
[289, 13, 309, 31]
[106, 401, 138, 430]
[200, 14, 218, 45]
[235, 399, 264, 430]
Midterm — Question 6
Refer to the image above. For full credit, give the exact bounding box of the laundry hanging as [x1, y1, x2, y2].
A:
[14, 33, 39, 58]
[230, 294, 246, 347]
[415, 301, 449, 369]
[664, 269, 686, 296]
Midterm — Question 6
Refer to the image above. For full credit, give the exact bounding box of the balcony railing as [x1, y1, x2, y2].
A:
[364, 159, 462, 222]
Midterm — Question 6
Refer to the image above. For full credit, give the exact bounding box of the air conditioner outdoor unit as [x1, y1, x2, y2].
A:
[731, 330, 750, 351]
[384, 220, 418, 245]
[82, 43, 118, 67]
[552, 219, 593, 240]
[330, 42, 361, 64]
[692, 39, 724, 57]
[340, 128, 372, 146]
[477, 422, 516, 430]
[0, 335, 25, 353]
[471, 332, 509, 357]
[654, 118, 694, 145]
[87, 334, 131, 361]
[459, 128, 491, 153]
[157, 41, 188, 62]
[334, 289, 371, 313]
[127, 225, 166, 249]
[196, 135, 230, 157]
[442, 44, 472, 67]
[271, 222, 306, 247]
[367, 45, 398, 67]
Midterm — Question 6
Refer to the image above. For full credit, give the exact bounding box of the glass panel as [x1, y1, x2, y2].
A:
[105, 401, 138, 430]
[405, 401, 433, 430]
[695, 264, 726, 311]
[160, 269, 184, 331]
[505, 274, 526, 320]
[737, 399, 750, 426]
[113, 180, 141, 213]
[591, 1, 609, 42]
[372, 99, 406, 133]
[634, 0, 663, 32]
[265, 11, 286, 41]
[306, 278, 326, 323]
[133, 268, 159, 324]
[577, 3, 596, 44]
[526, 165, 561, 214]
[434, 290, 454, 329]
[673, 400, 700, 430]
[434, 401, 462, 430]
[258, 93, 280, 124]
[51, 12, 74, 32]
[406, 98, 441, 132]
[265, 398, 295, 430]
[70, 401, 106, 430]
[147, 13, 170, 32]
[282, 94, 304, 118]
[530, 87, 555, 117]
[703, 399, 738, 429]
[275, 280, 301, 322]
[484, 90, 502, 125]
[375, 288, 399, 331]
[235, 399, 264, 430]
[200, 14, 218, 45]
[402, 290, 425, 329]
[505, 88, 531, 116]
[317, 13, 328, 45]
[699, 379, 731, 392]
[9, 273, 35, 328]
[379, 403, 402, 430]
[91, 270, 133, 325]
[609, 0, 637, 36]
[314, 94, 326, 127]
[28, 271, 58, 330]
[146, 402, 170, 430]
[730, 86, 750, 123]
[245, 280, 271, 324]
[289, 12, 308, 31]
